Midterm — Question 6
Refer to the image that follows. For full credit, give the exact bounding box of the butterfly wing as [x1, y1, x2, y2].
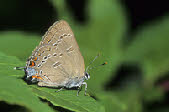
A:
[28, 20, 85, 87]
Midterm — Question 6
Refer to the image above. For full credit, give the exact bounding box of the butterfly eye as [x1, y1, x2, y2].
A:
[85, 72, 90, 80]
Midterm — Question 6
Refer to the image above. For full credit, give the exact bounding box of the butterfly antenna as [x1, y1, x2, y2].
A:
[87, 62, 108, 72]
[86, 53, 100, 73]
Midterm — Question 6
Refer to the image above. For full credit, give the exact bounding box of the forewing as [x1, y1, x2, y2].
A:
[29, 20, 85, 87]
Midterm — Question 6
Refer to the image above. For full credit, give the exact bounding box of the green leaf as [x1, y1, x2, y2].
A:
[0, 51, 23, 77]
[98, 92, 127, 112]
[125, 16, 169, 86]
[0, 52, 54, 112]
[97, 88, 142, 112]
[32, 86, 105, 112]
[0, 31, 40, 61]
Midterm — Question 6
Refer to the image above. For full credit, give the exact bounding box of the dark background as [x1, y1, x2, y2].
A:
[1, 0, 169, 111]
[1, 0, 169, 37]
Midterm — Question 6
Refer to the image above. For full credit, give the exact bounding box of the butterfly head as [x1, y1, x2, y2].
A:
[84, 72, 90, 80]
[21, 56, 39, 82]
[24, 67, 37, 79]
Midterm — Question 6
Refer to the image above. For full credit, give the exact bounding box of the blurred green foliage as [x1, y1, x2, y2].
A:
[0, 0, 169, 112]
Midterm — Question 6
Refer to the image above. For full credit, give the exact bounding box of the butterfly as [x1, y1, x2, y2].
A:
[16, 20, 90, 96]
[15, 20, 107, 96]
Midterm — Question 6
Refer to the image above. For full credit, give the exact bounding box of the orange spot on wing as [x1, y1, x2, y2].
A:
[29, 61, 35, 67]
[32, 76, 37, 79]
[33, 57, 38, 61]
[31, 61, 35, 66]
[37, 76, 43, 80]
[32, 76, 43, 80]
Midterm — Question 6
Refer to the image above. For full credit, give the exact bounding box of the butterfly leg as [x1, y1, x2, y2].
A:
[55, 87, 64, 93]
[77, 82, 87, 96]
[82, 82, 87, 96]
[77, 86, 82, 96]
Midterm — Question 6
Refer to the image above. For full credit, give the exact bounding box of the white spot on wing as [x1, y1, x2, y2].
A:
[53, 61, 61, 68]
